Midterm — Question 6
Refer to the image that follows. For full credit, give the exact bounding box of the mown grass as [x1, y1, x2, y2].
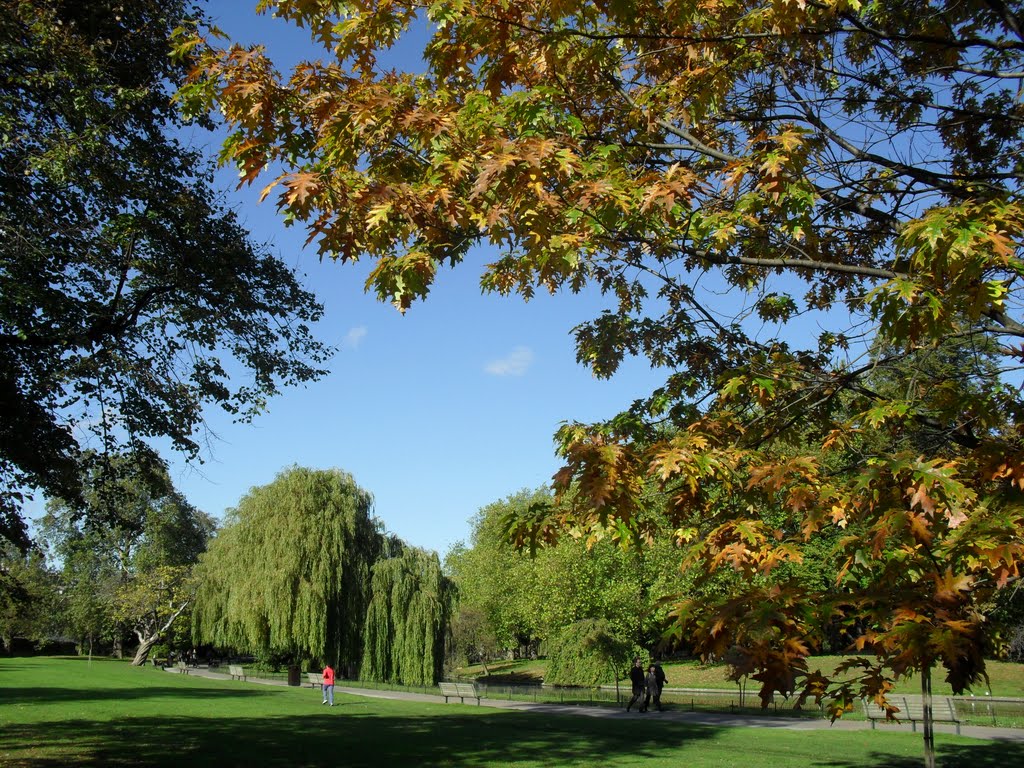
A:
[0, 657, 1018, 767]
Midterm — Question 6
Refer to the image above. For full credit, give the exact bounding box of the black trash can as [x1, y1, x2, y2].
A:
[287, 665, 301, 687]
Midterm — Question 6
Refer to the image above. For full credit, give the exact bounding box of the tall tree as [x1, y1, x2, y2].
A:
[0, 0, 331, 551]
[446, 490, 547, 655]
[0, 541, 58, 654]
[113, 564, 195, 666]
[38, 457, 213, 661]
[448, 487, 680, 672]
[361, 545, 454, 686]
[192, 467, 382, 671]
[183, 3, 1024, 763]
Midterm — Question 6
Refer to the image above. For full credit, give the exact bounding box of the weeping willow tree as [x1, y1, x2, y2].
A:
[192, 467, 382, 669]
[361, 546, 454, 686]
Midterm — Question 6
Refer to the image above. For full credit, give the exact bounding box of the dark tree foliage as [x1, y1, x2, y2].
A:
[0, 541, 58, 653]
[38, 455, 214, 659]
[0, 0, 331, 549]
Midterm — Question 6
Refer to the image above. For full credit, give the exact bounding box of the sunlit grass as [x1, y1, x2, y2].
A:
[0, 657, 1015, 767]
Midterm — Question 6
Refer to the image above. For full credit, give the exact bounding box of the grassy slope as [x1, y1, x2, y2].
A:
[461, 657, 1024, 698]
[0, 657, 1015, 768]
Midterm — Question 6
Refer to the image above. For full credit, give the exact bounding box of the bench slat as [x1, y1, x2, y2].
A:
[438, 682, 461, 703]
[861, 697, 960, 735]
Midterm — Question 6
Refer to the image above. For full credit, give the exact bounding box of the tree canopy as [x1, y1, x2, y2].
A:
[361, 545, 454, 686]
[181, 0, 1024, 752]
[446, 487, 680, 669]
[38, 456, 213, 661]
[0, 0, 331, 550]
[0, 541, 57, 654]
[192, 467, 382, 669]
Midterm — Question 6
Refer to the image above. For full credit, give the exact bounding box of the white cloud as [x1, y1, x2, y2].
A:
[343, 326, 367, 350]
[485, 346, 534, 376]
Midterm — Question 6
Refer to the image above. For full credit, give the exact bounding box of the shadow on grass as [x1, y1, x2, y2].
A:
[0, 686, 277, 705]
[0, 708, 722, 767]
[9, 707, 1022, 768]
[7, 701, 1022, 768]
[823, 742, 1024, 768]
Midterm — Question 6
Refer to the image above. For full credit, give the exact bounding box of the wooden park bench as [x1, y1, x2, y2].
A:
[438, 681, 461, 702]
[174, 661, 190, 674]
[862, 697, 961, 735]
[456, 682, 482, 704]
[438, 681, 482, 705]
[307, 672, 323, 689]
[228, 665, 247, 681]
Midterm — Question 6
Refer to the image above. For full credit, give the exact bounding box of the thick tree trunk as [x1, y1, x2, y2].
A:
[921, 662, 936, 768]
[130, 599, 190, 667]
[131, 634, 159, 666]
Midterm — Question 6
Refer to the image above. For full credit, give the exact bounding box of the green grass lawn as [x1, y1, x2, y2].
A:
[0, 657, 1018, 767]
[462, 656, 1024, 698]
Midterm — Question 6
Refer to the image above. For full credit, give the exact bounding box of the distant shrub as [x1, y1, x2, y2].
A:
[542, 619, 634, 687]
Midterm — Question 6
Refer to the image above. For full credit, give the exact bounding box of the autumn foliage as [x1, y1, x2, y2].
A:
[177, 0, 1024, 725]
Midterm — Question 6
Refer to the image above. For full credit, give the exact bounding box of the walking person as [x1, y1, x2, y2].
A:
[322, 662, 335, 706]
[641, 664, 660, 713]
[626, 657, 645, 712]
[653, 661, 667, 711]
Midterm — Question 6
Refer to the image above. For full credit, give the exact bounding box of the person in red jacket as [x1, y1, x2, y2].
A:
[322, 663, 335, 706]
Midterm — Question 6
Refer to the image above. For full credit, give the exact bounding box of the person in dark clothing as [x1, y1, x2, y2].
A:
[653, 661, 667, 711]
[641, 664, 660, 712]
[626, 657, 645, 712]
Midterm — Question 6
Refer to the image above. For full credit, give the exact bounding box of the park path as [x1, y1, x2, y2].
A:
[165, 666, 1024, 742]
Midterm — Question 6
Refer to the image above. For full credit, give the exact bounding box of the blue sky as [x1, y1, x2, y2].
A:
[160, 3, 668, 556]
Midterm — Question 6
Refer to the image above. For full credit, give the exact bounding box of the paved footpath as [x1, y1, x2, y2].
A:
[166, 666, 1024, 742]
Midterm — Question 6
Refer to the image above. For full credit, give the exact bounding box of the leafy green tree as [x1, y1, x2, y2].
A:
[446, 603, 499, 674]
[361, 545, 454, 685]
[0, 541, 58, 653]
[192, 467, 382, 671]
[446, 490, 546, 655]
[450, 488, 681, 672]
[183, 4, 1024, 764]
[113, 565, 194, 665]
[42, 523, 118, 658]
[38, 457, 213, 661]
[0, 0, 330, 551]
[544, 619, 634, 687]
